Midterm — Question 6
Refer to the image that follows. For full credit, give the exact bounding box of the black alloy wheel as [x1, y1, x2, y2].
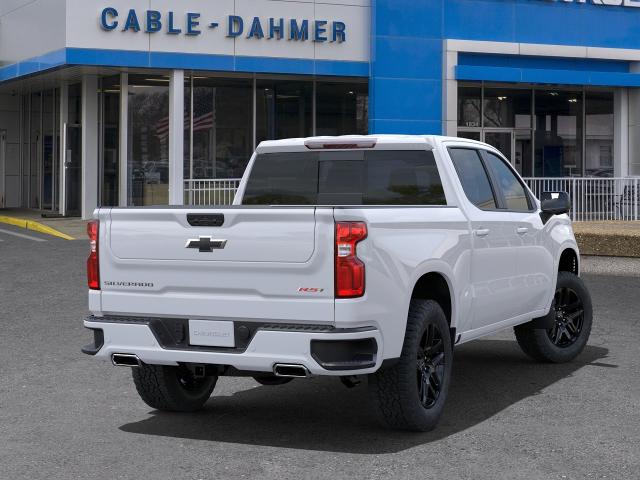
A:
[549, 286, 585, 348]
[369, 299, 453, 431]
[417, 323, 446, 409]
[514, 271, 593, 364]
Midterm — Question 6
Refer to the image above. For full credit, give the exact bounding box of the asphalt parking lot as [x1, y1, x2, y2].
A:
[0, 223, 639, 480]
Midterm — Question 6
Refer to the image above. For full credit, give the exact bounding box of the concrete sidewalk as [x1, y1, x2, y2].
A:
[0, 208, 86, 240]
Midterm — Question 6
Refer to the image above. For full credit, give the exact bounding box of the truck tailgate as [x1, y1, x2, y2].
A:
[97, 207, 335, 324]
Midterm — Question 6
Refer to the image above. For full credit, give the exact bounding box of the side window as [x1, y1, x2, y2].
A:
[448, 148, 497, 210]
[482, 151, 531, 211]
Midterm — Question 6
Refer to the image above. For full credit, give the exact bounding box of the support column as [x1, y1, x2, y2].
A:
[443, 41, 459, 137]
[81, 75, 99, 219]
[169, 69, 184, 205]
[614, 88, 628, 178]
[118, 73, 128, 206]
[58, 82, 68, 216]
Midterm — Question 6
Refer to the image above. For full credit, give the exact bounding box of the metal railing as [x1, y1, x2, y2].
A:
[184, 179, 241, 206]
[183, 176, 640, 222]
[524, 177, 640, 222]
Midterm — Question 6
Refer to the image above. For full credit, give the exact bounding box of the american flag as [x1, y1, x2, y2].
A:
[155, 111, 215, 140]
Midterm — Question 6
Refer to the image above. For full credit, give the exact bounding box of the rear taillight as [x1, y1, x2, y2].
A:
[87, 220, 100, 290]
[335, 222, 367, 298]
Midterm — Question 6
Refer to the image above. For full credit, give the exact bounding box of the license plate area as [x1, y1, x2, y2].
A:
[188, 320, 235, 348]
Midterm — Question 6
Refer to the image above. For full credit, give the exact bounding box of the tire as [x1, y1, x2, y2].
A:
[252, 375, 293, 386]
[131, 363, 217, 412]
[515, 271, 593, 363]
[368, 299, 453, 432]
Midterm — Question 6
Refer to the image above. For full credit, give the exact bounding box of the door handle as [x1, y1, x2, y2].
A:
[475, 228, 490, 237]
[516, 227, 529, 235]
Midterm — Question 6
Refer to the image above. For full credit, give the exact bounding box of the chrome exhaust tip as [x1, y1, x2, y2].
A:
[111, 353, 141, 367]
[273, 364, 309, 378]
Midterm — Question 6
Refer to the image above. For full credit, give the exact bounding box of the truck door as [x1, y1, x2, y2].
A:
[479, 149, 555, 315]
[447, 146, 524, 331]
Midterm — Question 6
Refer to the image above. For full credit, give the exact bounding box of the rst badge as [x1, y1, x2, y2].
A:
[298, 287, 325, 294]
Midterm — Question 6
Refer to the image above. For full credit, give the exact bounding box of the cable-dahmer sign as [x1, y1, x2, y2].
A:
[99, 7, 347, 43]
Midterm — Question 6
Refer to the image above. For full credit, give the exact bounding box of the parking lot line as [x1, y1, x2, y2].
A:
[0, 227, 47, 242]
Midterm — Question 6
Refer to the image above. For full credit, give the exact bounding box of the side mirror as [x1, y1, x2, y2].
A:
[540, 191, 571, 216]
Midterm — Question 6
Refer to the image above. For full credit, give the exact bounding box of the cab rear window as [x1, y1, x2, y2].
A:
[242, 150, 447, 206]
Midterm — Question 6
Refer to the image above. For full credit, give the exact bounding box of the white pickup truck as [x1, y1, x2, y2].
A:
[82, 135, 592, 431]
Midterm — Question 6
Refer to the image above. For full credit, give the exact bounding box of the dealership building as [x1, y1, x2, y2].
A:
[1, 0, 640, 219]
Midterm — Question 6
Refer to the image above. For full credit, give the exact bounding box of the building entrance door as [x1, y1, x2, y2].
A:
[0, 130, 5, 208]
[40, 89, 60, 215]
[481, 129, 532, 176]
[483, 130, 514, 162]
[63, 123, 82, 216]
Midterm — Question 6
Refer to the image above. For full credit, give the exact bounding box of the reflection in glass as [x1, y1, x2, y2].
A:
[184, 77, 253, 180]
[534, 90, 582, 177]
[585, 92, 614, 177]
[256, 80, 312, 143]
[316, 82, 368, 136]
[514, 129, 532, 177]
[128, 75, 169, 206]
[483, 88, 531, 129]
[457, 131, 481, 141]
[458, 85, 481, 128]
[484, 131, 512, 160]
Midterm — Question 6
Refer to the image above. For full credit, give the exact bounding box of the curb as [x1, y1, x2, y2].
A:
[0, 215, 76, 240]
[574, 231, 640, 258]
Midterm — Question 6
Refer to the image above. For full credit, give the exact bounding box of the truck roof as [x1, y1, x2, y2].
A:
[255, 135, 487, 153]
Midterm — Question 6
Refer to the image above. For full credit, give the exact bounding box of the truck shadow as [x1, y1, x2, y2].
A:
[119, 340, 610, 454]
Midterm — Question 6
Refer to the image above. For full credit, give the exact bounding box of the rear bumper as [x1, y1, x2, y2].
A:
[83, 316, 383, 376]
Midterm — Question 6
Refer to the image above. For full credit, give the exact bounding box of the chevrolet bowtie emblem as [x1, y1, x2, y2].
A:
[185, 236, 227, 252]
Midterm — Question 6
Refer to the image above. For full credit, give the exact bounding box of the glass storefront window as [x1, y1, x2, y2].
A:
[585, 92, 614, 177]
[127, 75, 169, 206]
[30, 92, 40, 207]
[98, 73, 369, 206]
[256, 80, 313, 143]
[316, 81, 368, 136]
[66, 83, 83, 216]
[185, 77, 253, 180]
[534, 90, 583, 177]
[100, 76, 120, 206]
[456, 84, 614, 178]
[458, 84, 481, 128]
[484, 87, 531, 129]
[42, 90, 55, 211]
[68, 84, 82, 125]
